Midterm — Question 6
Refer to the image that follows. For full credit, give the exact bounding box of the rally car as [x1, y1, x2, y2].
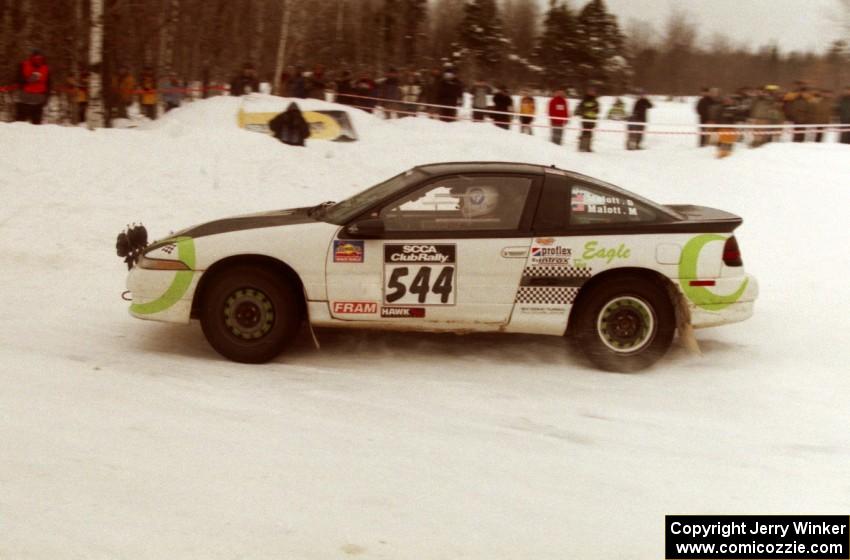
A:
[120, 162, 758, 372]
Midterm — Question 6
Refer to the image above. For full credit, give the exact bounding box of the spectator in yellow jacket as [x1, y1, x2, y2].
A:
[139, 67, 158, 120]
[519, 91, 535, 135]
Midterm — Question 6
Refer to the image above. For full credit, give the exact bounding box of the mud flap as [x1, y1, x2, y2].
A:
[302, 288, 321, 350]
[668, 283, 701, 356]
[237, 109, 358, 141]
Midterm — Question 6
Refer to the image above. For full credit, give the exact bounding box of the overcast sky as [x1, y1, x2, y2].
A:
[564, 0, 845, 53]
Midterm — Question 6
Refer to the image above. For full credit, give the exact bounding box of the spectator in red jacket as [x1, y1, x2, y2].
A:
[16, 49, 51, 124]
[548, 90, 569, 145]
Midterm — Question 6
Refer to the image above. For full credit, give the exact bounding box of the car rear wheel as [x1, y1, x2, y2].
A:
[572, 276, 675, 372]
[200, 265, 301, 363]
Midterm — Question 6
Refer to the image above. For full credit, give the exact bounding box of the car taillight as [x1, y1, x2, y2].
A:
[723, 236, 743, 267]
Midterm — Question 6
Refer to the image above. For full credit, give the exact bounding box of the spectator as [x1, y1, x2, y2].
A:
[749, 85, 783, 146]
[230, 63, 259, 96]
[519, 91, 535, 135]
[354, 73, 376, 112]
[68, 70, 88, 124]
[491, 85, 513, 130]
[399, 71, 422, 117]
[607, 97, 627, 121]
[436, 69, 463, 123]
[335, 70, 354, 105]
[159, 71, 184, 113]
[307, 64, 326, 100]
[626, 90, 653, 150]
[839, 86, 850, 144]
[113, 66, 136, 118]
[696, 87, 718, 147]
[269, 102, 311, 146]
[15, 49, 51, 124]
[576, 86, 600, 152]
[716, 96, 740, 159]
[291, 66, 307, 99]
[470, 79, 492, 122]
[785, 86, 811, 142]
[278, 69, 292, 97]
[139, 67, 158, 120]
[810, 90, 833, 142]
[421, 67, 442, 118]
[548, 89, 569, 145]
[379, 67, 402, 118]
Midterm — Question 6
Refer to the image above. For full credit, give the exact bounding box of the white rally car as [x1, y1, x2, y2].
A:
[122, 162, 758, 371]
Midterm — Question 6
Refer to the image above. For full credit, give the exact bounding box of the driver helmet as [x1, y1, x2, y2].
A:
[460, 185, 500, 218]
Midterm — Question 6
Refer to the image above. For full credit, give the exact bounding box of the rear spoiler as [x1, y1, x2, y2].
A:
[664, 205, 743, 232]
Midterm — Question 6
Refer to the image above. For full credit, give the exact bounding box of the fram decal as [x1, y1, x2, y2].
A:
[679, 234, 748, 311]
[380, 307, 426, 318]
[535, 237, 555, 245]
[334, 240, 364, 263]
[332, 301, 377, 314]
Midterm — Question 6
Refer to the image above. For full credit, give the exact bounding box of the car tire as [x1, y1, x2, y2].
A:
[200, 265, 302, 363]
[571, 276, 675, 372]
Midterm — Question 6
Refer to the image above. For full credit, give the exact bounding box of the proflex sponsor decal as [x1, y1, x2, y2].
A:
[679, 234, 748, 311]
[332, 301, 377, 314]
[383, 244, 456, 305]
[530, 245, 571, 265]
[333, 240, 364, 263]
[380, 307, 426, 318]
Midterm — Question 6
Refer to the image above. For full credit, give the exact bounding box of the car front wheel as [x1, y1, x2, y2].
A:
[200, 265, 301, 363]
[572, 276, 675, 372]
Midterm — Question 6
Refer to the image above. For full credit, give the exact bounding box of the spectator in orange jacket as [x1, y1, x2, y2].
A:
[113, 66, 135, 118]
[548, 90, 569, 145]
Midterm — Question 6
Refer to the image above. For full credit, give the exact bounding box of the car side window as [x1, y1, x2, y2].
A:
[570, 183, 658, 225]
[379, 175, 532, 232]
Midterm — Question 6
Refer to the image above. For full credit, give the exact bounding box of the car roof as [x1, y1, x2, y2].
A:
[414, 161, 548, 176]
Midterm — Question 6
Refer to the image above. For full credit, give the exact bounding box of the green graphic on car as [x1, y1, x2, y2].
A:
[679, 234, 748, 311]
[130, 237, 196, 315]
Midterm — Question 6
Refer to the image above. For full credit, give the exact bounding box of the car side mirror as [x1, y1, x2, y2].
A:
[347, 218, 385, 238]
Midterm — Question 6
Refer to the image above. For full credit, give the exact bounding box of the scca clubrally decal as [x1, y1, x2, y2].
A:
[383, 244, 456, 305]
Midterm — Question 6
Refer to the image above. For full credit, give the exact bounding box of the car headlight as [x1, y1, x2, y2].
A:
[138, 255, 191, 270]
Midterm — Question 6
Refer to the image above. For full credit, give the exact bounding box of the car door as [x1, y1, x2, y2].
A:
[325, 172, 541, 327]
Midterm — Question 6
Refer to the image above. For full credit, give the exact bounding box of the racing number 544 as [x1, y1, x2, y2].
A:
[385, 265, 455, 304]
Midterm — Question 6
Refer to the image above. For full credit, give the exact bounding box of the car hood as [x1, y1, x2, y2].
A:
[169, 206, 317, 240]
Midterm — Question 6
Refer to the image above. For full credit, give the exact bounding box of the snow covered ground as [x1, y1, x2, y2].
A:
[1, 95, 848, 559]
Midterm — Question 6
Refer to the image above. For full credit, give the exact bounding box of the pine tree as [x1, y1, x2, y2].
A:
[575, 0, 627, 91]
[458, 0, 507, 77]
[535, 1, 580, 89]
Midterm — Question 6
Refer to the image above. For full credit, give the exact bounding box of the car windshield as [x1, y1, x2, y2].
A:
[316, 168, 427, 224]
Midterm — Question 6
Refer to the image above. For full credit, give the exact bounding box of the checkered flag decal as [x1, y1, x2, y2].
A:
[523, 265, 592, 278]
[516, 286, 579, 305]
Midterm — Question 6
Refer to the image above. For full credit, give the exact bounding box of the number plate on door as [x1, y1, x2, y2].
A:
[383, 244, 456, 306]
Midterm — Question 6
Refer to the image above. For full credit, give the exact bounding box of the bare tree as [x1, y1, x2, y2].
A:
[87, 0, 105, 129]
[273, 0, 293, 94]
